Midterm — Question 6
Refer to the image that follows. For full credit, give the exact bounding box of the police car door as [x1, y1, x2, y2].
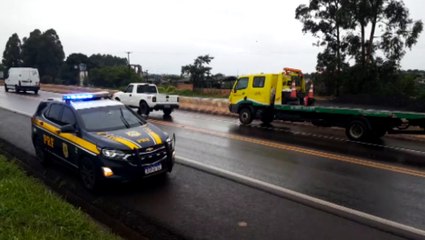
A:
[59, 106, 79, 167]
[43, 103, 64, 159]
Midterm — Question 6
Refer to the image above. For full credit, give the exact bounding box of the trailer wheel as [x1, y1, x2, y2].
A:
[346, 120, 370, 141]
[239, 107, 253, 125]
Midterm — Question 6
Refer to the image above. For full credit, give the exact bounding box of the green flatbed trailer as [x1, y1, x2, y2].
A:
[230, 101, 425, 141]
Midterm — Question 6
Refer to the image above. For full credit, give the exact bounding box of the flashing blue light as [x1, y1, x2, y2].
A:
[63, 94, 94, 101]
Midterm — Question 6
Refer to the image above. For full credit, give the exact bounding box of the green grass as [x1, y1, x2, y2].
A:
[0, 155, 119, 240]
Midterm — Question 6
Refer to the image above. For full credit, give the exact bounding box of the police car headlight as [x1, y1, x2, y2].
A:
[102, 149, 127, 159]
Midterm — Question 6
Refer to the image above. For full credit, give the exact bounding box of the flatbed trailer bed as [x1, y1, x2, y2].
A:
[231, 101, 425, 141]
[275, 105, 425, 140]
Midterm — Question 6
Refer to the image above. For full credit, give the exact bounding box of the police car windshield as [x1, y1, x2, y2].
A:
[78, 106, 146, 132]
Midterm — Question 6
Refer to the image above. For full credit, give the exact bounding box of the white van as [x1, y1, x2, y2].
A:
[4, 67, 40, 94]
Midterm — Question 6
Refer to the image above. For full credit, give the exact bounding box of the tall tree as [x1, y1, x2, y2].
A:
[88, 54, 127, 69]
[21, 29, 65, 82]
[2, 33, 23, 68]
[348, 0, 423, 65]
[21, 29, 42, 67]
[181, 55, 214, 89]
[61, 53, 89, 85]
[296, 0, 423, 95]
[296, 0, 352, 96]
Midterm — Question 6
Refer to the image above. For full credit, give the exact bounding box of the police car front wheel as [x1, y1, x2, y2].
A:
[35, 144, 50, 165]
[79, 159, 102, 190]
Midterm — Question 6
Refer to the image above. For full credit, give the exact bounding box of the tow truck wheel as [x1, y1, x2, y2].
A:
[261, 109, 274, 125]
[79, 159, 101, 191]
[239, 107, 253, 125]
[138, 101, 150, 116]
[346, 120, 370, 141]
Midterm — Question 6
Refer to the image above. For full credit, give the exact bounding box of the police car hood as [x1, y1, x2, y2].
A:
[88, 123, 168, 150]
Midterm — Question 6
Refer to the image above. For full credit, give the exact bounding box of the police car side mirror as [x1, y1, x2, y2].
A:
[60, 124, 76, 133]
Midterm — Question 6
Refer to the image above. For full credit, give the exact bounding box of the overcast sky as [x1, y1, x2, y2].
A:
[0, 0, 424, 75]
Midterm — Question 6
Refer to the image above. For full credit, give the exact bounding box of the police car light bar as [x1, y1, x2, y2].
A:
[63, 91, 111, 101]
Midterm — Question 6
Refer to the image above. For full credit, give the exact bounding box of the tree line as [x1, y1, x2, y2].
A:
[296, 0, 424, 99]
[2, 0, 424, 99]
[1, 29, 142, 88]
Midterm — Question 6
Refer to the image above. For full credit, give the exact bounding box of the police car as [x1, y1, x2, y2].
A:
[31, 92, 175, 190]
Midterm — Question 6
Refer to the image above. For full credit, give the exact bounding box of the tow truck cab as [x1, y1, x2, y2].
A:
[229, 68, 307, 114]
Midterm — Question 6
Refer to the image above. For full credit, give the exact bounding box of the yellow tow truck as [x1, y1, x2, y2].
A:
[228, 67, 425, 141]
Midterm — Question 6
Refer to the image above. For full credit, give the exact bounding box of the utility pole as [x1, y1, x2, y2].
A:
[125, 51, 132, 65]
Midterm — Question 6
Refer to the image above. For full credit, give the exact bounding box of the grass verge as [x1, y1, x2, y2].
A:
[0, 154, 119, 240]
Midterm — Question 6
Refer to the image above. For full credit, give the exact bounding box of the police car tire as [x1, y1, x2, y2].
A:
[79, 159, 101, 191]
[4, 85, 8, 92]
[34, 89, 38, 95]
[35, 144, 50, 165]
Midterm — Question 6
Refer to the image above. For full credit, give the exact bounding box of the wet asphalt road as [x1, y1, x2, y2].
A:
[1, 88, 425, 239]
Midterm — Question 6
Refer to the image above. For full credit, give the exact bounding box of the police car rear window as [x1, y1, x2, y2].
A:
[79, 106, 145, 131]
[61, 107, 76, 125]
[46, 104, 62, 122]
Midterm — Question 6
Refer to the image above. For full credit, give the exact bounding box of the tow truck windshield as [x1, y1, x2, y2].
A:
[79, 105, 146, 132]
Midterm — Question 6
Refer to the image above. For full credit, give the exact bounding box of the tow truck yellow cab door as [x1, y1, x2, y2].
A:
[229, 76, 249, 105]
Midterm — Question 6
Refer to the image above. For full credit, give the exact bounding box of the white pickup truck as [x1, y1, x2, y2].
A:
[113, 83, 179, 116]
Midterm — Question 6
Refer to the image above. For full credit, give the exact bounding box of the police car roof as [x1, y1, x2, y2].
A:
[71, 99, 123, 110]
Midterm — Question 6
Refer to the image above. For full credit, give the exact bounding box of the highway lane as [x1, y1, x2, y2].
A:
[1, 89, 425, 235]
[0, 105, 408, 240]
[149, 112, 425, 229]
